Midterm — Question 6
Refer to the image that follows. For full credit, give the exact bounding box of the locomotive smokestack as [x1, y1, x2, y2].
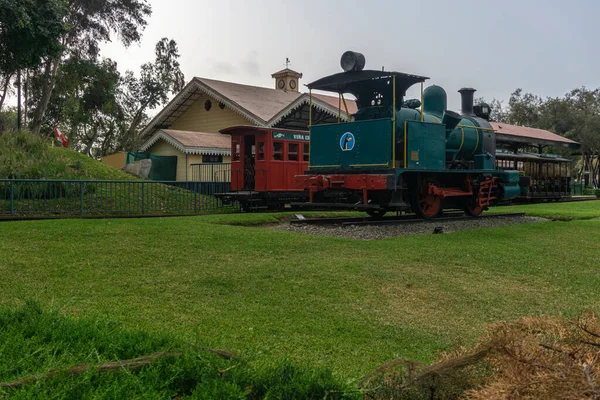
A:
[458, 87, 476, 116]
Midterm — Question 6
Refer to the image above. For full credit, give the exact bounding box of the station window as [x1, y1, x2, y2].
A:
[273, 142, 283, 160]
[257, 142, 265, 160]
[303, 143, 309, 161]
[234, 143, 241, 160]
[288, 143, 298, 161]
[202, 154, 223, 163]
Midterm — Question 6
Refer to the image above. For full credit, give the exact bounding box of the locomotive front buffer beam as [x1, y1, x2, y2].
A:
[295, 173, 396, 204]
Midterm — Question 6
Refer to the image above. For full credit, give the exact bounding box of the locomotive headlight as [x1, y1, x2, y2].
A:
[341, 51, 366, 72]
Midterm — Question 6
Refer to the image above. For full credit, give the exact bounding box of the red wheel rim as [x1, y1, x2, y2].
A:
[465, 198, 483, 216]
[419, 183, 441, 217]
[471, 205, 483, 214]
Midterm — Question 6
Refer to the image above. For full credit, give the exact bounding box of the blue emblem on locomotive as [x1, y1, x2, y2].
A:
[340, 132, 355, 151]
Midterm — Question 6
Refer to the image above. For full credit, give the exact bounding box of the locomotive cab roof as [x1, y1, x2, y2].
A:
[306, 70, 429, 97]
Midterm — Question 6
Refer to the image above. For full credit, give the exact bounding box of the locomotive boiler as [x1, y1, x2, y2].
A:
[294, 51, 520, 218]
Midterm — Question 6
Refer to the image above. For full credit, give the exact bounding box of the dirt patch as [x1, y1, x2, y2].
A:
[273, 216, 548, 240]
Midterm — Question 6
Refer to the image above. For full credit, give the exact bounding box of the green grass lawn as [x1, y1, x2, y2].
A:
[0, 201, 599, 382]
[492, 199, 600, 220]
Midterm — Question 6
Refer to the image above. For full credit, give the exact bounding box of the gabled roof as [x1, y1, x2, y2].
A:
[267, 93, 358, 126]
[141, 129, 231, 155]
[141, 76, 361, 137]
[140, 77, 304, 137]
[271, 68, 303, 78]
[490, 122, 580, 149]
[313, 93, 358, 114]
[199, 77, 302, 121]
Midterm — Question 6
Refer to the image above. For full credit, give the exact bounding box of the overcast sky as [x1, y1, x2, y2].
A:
[100, 0, 598, 112]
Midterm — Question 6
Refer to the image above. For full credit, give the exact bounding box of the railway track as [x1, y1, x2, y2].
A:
[290, 212, 527, 227]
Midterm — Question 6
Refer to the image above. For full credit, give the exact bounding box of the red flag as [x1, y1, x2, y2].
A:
[53, 127, 68, 148]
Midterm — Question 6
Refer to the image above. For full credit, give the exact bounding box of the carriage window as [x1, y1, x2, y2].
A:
[288, 143, 298, 161]
[303, 143, 309, 161]
[234, 143, 241, 160]
[273, 142, 283, 160]
[257, 142, 265, 160]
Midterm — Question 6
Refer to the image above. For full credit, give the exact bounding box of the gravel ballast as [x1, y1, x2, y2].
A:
[274, 215, 547, 240]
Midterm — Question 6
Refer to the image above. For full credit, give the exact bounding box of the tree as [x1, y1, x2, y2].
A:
[30, 0, 152, 135]
[505, 89, 544, 127]
[118, 38, 185, 150]
[0, 106, 17, 133]
[39, 56, 124, 156]
[496, 87, 600, 187]
[0, 0, 66, 110]
[30, 38, 183, 156]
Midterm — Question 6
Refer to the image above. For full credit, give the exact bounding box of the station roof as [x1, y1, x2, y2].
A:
[490, 122, 580, 149]
[140, 77, 353, 137]
[495, 151, 570, 162]
[140, 129, 231, 155]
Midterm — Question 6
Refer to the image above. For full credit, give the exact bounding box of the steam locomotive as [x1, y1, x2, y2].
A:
[294, 51, 521, 218]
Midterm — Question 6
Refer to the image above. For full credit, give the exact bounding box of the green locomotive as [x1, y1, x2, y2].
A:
[295, 51, 520, 218]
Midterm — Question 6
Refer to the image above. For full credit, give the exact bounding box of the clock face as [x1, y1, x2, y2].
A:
[290, 79, 296, 89]
[278, 79, 285, 89]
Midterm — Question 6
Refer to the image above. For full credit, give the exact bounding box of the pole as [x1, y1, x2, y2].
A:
[420, 81, 424, 122]
[141, 182, 145, 214]
[10, 180, 14, 216]
[392, 74, 396, 167]
[80, 182, 84, 216]
[17, 70, 22, 131]
[309, 89, 313, 128]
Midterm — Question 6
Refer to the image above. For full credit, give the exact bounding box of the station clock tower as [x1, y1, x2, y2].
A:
[271, 60, 303, 92]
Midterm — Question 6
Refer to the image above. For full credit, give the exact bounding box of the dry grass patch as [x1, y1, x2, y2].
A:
[363, 313, 600, 399]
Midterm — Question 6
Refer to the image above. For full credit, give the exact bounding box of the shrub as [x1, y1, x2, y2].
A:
[582, 188, 600, 197]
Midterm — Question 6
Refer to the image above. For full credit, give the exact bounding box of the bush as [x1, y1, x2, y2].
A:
[582, 188, 600, 197]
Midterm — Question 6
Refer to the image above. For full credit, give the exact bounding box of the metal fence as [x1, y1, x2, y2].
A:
[191, 163, 231, 183]
[0, 179, 237, 218]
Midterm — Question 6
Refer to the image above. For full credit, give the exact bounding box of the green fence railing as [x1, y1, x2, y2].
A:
[0, 179, 237, 218]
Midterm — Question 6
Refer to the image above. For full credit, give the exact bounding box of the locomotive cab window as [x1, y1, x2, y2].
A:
[273, 141, 283, 160]
[303, 143, 309, 161]
[288, 143, 298, 161]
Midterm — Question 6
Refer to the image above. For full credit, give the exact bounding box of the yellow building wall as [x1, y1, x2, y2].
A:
[147, 140, 231, 182]
[170, 93, 250, 132]
[101, 152, 127, 169]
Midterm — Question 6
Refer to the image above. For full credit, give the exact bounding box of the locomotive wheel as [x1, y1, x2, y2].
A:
[413, 180, 442, 219]
[463, 197, 484, 217]
[366, 209, 387, 219]
[267, 202, 285, 211]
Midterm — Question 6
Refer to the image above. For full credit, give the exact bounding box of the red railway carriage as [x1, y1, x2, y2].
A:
[216, 126, 309, 211]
